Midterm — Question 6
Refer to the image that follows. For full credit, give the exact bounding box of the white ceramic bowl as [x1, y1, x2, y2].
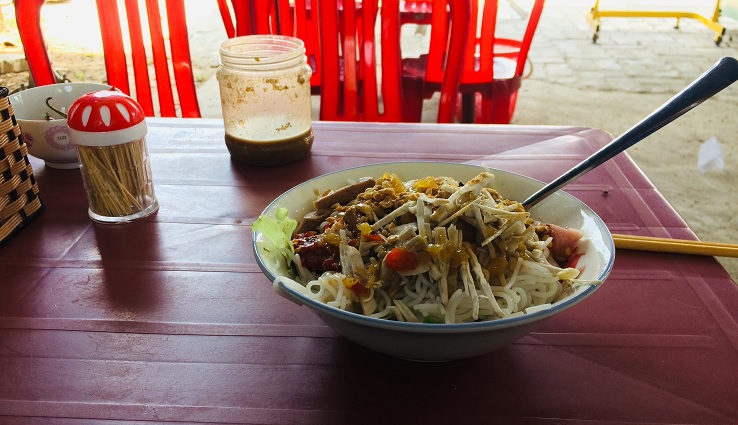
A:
[10, 83, 112, 169]
[253, 162, 615, 361]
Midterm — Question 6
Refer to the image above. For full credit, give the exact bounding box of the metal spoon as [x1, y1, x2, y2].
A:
[522, 56, 738, 209]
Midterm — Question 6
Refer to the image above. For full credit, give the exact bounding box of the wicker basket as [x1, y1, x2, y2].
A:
[0, 87, 44, 245]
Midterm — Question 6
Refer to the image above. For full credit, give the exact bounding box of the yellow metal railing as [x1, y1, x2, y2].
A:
[587, 0, 725, 45]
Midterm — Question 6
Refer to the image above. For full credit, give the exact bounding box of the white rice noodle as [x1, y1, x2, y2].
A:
[306, 279, 328, 299]
[569, 278, 603, 288]
[505, 257, 524, 289]
[438, 200, 474, 227]
[414, 300, 446, 317]
[489, 287, 519, 316]
[523, 259, 558, 278]
[361, 290, 378, 315]
[512, 286, 529, 310]
[292, 253, 316, 282]
[416, 197, 427, 240]
[465, 244, 504, 317]
[525, 303, 553, 314]
[471, 206, 490, 240]
[371, 201, 413, 231]
[304, 273, 359, 313]
[445, 289, 465, 324]
[431, 226, 451, 304]
[475, 202, 526, 219]
[429, 202, 453, 222]
[394, 299, 419, 322]
[529, 248, 544, 260]
[348, 247, 369, 281]
[481, 219, 510, 247]
[328, 275, 348, 309]
[447, 172, 494, 206]
[370, 287, 395, 319]
[401, 274, 431, 307]
[510, 225, 536, 248]
[501, 222, 527, 255]
[447, 224, 462, 246]
[447, 293, 478, 323]
[388, 222, 416, 236]
[460, 259, 479, 320]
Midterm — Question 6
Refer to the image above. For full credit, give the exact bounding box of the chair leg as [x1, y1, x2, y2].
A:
[479, 93, 493, 124]
[477, 78, 523, 124]
[460, 93, 476, 123]
[475, 89, 510, 124]
[401, 76, 425, 122]
[489, 94, 512, 124]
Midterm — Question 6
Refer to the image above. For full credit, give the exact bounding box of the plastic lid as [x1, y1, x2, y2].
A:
[68, 90, 145, 132]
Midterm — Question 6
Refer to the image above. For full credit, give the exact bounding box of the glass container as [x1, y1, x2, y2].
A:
[217, 35, 314, 166]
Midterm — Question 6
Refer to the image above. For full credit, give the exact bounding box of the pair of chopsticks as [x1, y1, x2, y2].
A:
[613, 234, 738, 258]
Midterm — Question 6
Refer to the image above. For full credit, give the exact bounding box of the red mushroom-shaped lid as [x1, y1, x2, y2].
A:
[67, 90, 147, 147]
[68, 90, 145, 132]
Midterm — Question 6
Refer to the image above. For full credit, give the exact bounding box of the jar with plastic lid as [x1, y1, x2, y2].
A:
[217, 35, 313, 166]
[67, 90, 159, 223]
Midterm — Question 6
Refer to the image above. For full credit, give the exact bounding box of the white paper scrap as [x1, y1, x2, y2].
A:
[697, 136, 724, 173]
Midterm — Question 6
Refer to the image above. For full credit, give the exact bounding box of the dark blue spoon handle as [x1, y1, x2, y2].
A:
[522, 56, 738, 210]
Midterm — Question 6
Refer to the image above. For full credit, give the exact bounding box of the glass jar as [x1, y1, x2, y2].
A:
[217, 35, 314, 166]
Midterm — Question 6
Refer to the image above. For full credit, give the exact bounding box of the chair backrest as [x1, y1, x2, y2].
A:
[426, 0, 469, 123]
[318, 0, 393, 121]
[14, 0, 55, 86]
[217, 0, 238, 38]
[425, 0, 544, 85]
[512, 0, 545, 77]
[218, 0, 287, 35]
[219, 0, 321, 93]
[15, 0, 201, 118]
[418, 0, 543, 124]
[318, 0, 468, 122]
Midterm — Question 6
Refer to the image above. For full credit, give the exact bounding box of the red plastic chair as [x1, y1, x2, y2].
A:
[400, 0, 433, 26]
[15, 0, 201, 118]
[219, 0, 322, 94]
[217, 0, 238, 38]
[218, 0, 292, 35]
[402, 0, 545, 124]
[318, 0, 468, 122]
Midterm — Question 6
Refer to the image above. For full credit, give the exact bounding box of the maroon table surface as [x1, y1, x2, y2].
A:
[1, 119, 736, 424]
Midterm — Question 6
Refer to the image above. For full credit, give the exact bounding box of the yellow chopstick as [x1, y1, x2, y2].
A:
[612, 234, 738, 257]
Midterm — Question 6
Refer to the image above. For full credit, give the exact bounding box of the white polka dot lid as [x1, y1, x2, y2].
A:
[68, 90, 147, 147]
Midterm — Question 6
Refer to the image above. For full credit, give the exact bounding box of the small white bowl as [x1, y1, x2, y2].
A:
[10, 83, 112, 169]
[253, 162, 615, 361]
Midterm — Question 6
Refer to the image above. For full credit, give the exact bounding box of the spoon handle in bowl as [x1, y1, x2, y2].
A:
[522, 56, 738, 210]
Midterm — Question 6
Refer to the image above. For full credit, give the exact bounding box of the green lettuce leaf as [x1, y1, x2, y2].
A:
[253, 207, 298, 271]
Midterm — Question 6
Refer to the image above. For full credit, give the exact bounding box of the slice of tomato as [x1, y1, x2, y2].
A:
[363, 234, 384, 242]
[385, 248, 418, 271]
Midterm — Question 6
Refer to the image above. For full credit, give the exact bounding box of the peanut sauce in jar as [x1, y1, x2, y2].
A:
[224, 129, 314, 167]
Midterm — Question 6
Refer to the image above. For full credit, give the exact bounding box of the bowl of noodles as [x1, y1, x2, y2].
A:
[253, 162, 614, 361]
